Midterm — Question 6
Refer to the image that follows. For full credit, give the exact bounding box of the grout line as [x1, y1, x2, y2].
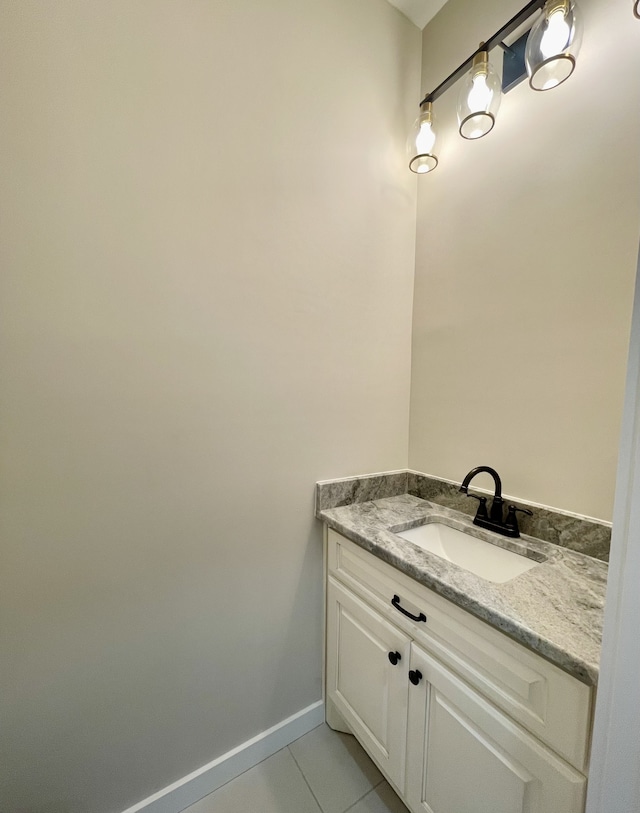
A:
[331, 775, 388, 813]
[341, 785, 378, 813]
[287, 746, 324, 813]
[344, 782, 409, 813]
[342, 780, 409, 813]
[287, 730, 385, 813]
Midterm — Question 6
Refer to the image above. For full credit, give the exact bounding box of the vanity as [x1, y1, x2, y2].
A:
[317, 475, 607, 813]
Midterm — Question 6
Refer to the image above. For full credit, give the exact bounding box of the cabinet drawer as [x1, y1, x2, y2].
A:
[327, 529, 592, 772]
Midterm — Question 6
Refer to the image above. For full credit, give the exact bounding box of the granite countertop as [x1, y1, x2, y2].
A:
[318, 494, 607, 687]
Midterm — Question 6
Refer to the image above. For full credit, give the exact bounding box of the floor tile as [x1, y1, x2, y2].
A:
[289, 724, 383, 813]
[346, 782, 410, 813]
[181, 747, 321, 813]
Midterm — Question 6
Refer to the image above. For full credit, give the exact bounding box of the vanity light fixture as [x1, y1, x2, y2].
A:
[457, 47, 502, 140]
[634, 0, 640, 19]
[408, 0, 582, 174]
[525, 0, 583, 90]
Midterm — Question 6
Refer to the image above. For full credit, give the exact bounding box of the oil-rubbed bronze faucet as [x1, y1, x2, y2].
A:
[459, 466, 532, 538]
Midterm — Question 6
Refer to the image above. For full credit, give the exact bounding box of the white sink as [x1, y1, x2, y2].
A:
[395, 522, 542, 584]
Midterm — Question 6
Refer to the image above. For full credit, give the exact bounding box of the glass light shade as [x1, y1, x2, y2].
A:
[407, 102, 438, 174]
[456, 51, 502, 140]
[525, 0, 583, 91]
[635, 0, 640, 19]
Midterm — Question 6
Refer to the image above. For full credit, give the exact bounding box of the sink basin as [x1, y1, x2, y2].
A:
[395, 522, 542, 583]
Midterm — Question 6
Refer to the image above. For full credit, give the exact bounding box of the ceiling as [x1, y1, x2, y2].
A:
[385, 0, 449, 29]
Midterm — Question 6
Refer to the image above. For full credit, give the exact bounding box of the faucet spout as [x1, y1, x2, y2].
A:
[459, 465, 503, 498]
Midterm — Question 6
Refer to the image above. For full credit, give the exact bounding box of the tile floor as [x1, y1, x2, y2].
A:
[182, 723, 409, 813]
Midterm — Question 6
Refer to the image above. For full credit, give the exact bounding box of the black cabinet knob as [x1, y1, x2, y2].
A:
[408, 669, 423, 686]
[388, 651, 402, 666]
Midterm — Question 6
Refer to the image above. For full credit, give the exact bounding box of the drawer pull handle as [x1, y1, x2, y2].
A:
[391, 594, 427, 623]
[409, 669, 423, 686]
[388, 651, 402, 666]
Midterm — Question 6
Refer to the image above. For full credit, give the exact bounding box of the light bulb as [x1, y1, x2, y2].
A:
[467, 74, 493, 112]
[415, 120, 436, 155]
[540, 8, 571, 60]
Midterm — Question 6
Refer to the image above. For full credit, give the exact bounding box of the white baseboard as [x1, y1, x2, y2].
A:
[120, 700, 325, 813]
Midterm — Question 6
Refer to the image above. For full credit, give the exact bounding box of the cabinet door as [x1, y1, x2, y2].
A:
[327, 577, 411, 792]
[405, 643, 586, 813]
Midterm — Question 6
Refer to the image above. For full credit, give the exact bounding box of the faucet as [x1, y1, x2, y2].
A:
[459, 466, 532, 538]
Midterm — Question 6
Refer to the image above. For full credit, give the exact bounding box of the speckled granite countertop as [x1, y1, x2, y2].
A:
[318, 494, 607, 687]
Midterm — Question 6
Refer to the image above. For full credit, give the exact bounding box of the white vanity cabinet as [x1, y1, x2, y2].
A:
[325, 529, 593, 813]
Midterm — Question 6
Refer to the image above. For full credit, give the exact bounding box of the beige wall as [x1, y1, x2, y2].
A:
[409, 0, 640, 521]
[0, 3, 420, 811]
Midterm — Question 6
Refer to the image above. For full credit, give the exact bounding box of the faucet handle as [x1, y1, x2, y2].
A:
[466, 493, 489, 520]
[505, 504, 533, 535]
[508, 504, 533, 517]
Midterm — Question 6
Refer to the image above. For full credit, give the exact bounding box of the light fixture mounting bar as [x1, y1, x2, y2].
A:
[419, 0, 546, 106]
